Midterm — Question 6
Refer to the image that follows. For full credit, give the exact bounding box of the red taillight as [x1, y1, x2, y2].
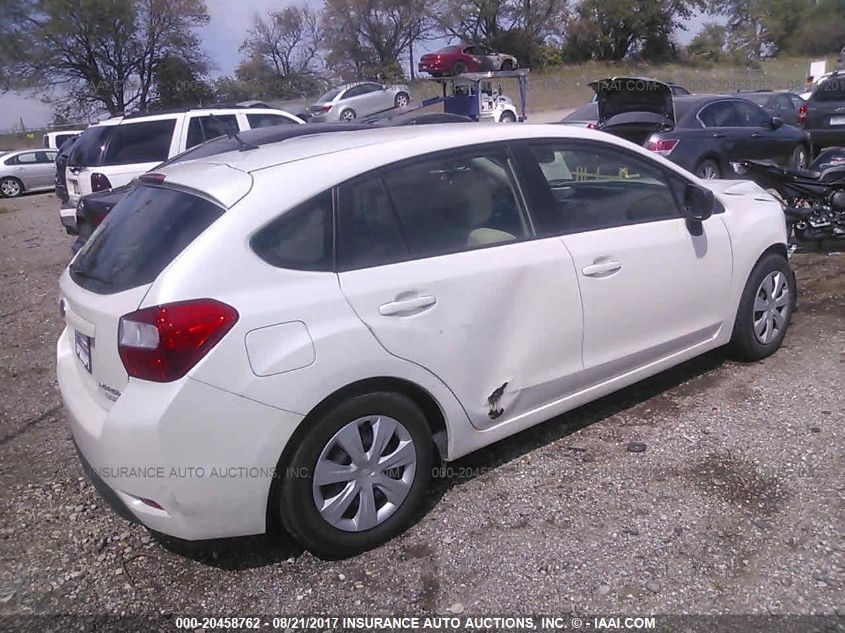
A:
[586, 122, 599, 130]
[91, 172, 112, 192]
[799, 105, 807, 127]
[646, 138, 680, 156]
[118, 299, 238, 383]
[320, 104, 333, 113]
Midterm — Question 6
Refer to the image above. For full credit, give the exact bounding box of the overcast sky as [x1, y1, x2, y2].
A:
[0, 0, 712, 132]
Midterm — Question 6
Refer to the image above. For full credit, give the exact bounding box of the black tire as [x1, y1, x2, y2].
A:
[728, 252, 795, 361]
[452, 61, 467, 76]
[695, 159, 721, 179]
[394, 92, 410, 108]
[278, 392, 433, 558]
[500, 59, 515, 71]
[790, 144, 809, 169]
[339, 108, 356, 122]
[499, 111, 517, 123]
[0, 177, 23, 198]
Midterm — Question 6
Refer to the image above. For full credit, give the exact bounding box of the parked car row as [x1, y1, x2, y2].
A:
[58, 120, 796, 558]
[563, 79, 811, 179]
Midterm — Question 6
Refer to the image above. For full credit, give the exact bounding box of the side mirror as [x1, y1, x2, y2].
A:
[684, 184, 715, 222]
[770, 116, 784, 129]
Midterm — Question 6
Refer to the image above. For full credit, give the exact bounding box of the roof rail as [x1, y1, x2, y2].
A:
[121, 104, 285, 119]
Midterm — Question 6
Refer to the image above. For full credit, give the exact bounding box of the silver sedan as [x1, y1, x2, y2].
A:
[309, 82, 411, 123]
[0, 149, 58, 198]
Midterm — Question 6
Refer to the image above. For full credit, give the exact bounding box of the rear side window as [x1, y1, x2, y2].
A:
[338, 178, 408, 270]
[70, 186, 224, 294]
[251, 192, 334, 272]
[102, 119, 176, 165]
[186, 115, 238, 149]
[381, 150, 528, 259]
[247, 113, 297, 128]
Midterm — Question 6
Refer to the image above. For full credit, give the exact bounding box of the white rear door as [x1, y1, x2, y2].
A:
[337, 145, 584, 428]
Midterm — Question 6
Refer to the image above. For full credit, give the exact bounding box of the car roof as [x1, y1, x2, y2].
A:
[90, 107, 300, 125]
[156, 123, 686, 206]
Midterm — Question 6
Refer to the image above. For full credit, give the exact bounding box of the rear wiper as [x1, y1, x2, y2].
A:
[209, 114, 259, 152]
[69, 265, 111, 285]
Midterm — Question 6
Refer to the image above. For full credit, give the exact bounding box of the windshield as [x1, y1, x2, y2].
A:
[69, 126, 112, 167]
[436, 46, 461, 53]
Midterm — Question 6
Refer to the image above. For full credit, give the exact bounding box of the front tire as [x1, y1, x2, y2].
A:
[278, 392, 433, 558]
[0, 177, 23, 198]
[728, 252, 795, 361]
[499, 111, 517, 123]
[452, 61, 467, 76]
[500, 60, 515, 71]
[394, 92, 410, 108]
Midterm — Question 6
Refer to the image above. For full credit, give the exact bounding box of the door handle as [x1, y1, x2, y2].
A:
[582, 261, 622, 277]
[379, 295, 437, 316]
[751, 132, 763, 138]
[712, 133, 726, 138]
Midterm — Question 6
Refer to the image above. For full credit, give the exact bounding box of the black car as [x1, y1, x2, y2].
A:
[739, 90, 807, 127]
[803, 71, 845, 151]
[562, 82, 690, 129]
[579, 77, 811, 179]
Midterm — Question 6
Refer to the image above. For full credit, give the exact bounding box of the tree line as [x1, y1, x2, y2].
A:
[2, 0, 844, 118]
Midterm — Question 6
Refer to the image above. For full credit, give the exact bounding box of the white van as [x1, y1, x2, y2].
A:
[63, 106, 304, 207]
[43, 130, 85, 150]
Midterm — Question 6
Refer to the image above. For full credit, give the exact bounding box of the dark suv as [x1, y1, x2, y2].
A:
[804, 71, 845, 151]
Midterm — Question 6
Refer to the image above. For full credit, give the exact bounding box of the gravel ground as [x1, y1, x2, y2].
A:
[0, 192, 842, 630]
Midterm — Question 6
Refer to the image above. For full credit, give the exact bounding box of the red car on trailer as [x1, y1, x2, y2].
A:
[419, 44, 518, 77]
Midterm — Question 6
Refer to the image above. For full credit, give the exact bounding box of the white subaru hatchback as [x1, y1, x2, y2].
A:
[58, 125, 795, 557]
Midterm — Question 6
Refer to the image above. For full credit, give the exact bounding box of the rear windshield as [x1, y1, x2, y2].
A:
[318, 88, 341, 102]
[69, 119, 175, 167]
[70, 185, 224, 294]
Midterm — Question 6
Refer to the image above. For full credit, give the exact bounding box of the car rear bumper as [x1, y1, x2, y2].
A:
[57, 327, 304, 540]
[59, 206, 77, 235]
[419, 61, 448, 73]
[808, 129, 845, 149]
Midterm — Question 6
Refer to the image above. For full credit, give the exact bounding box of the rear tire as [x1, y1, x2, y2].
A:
[0, 177, 23, 198]
[499, 111, 517, 123]
[452, 61, 467, 76]
[695, 159, 721, 179]
[728, 252, 795, 361]
[278, 392, 433, 558]
[790, 144, 809, 169]
[394, 92, 410, 108]
[340, 109, 356, 122]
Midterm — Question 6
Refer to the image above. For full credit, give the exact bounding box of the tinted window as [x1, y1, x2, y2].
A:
[815, 76, 845, 101]
[788, 94, 806, 109]
[338, 177, 408, 270]
[70, 186, 224, 294]
[698, 101, 735, 127]
[101, 119, 177, 165]
[381, 149, 528, 258]
[343, 85, 367, 99]
[774, 94, 794, 111]
[55, 134, 75, 146]
[186, 114, 237, 150]
[731, 101, 771, 126]
[246, 113, 297, 128]
[528, 143, 681, 233]
[69, 126, 112, 166]
[35, 151, 55, 163]
[251, 192, 333, 271]
[318, 88, 341, 102]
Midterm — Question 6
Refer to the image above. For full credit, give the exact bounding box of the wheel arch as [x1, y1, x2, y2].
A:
[1, 175, 25, 194]
[265, 375, 448, 534]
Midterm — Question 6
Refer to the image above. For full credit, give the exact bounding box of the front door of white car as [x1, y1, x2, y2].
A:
[337, 146, 584, 429]
[523, 142, 733, 373]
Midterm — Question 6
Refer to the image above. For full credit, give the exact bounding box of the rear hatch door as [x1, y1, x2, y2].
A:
[60, 184, 227, 410]
[590, 77, 675, 144]
[806, 74, 845, 130]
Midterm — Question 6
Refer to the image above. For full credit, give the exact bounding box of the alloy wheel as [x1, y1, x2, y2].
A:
[312, 415, 417, 532]
[752, 270, 791, 345]
[1, 179, 21, 197]
[395, 94, 409, 108]
[697, 162, 720, 179]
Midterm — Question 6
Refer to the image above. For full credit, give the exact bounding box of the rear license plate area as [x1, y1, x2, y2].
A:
[74, 331, 92, 373]
[830, 116, 845, 126]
